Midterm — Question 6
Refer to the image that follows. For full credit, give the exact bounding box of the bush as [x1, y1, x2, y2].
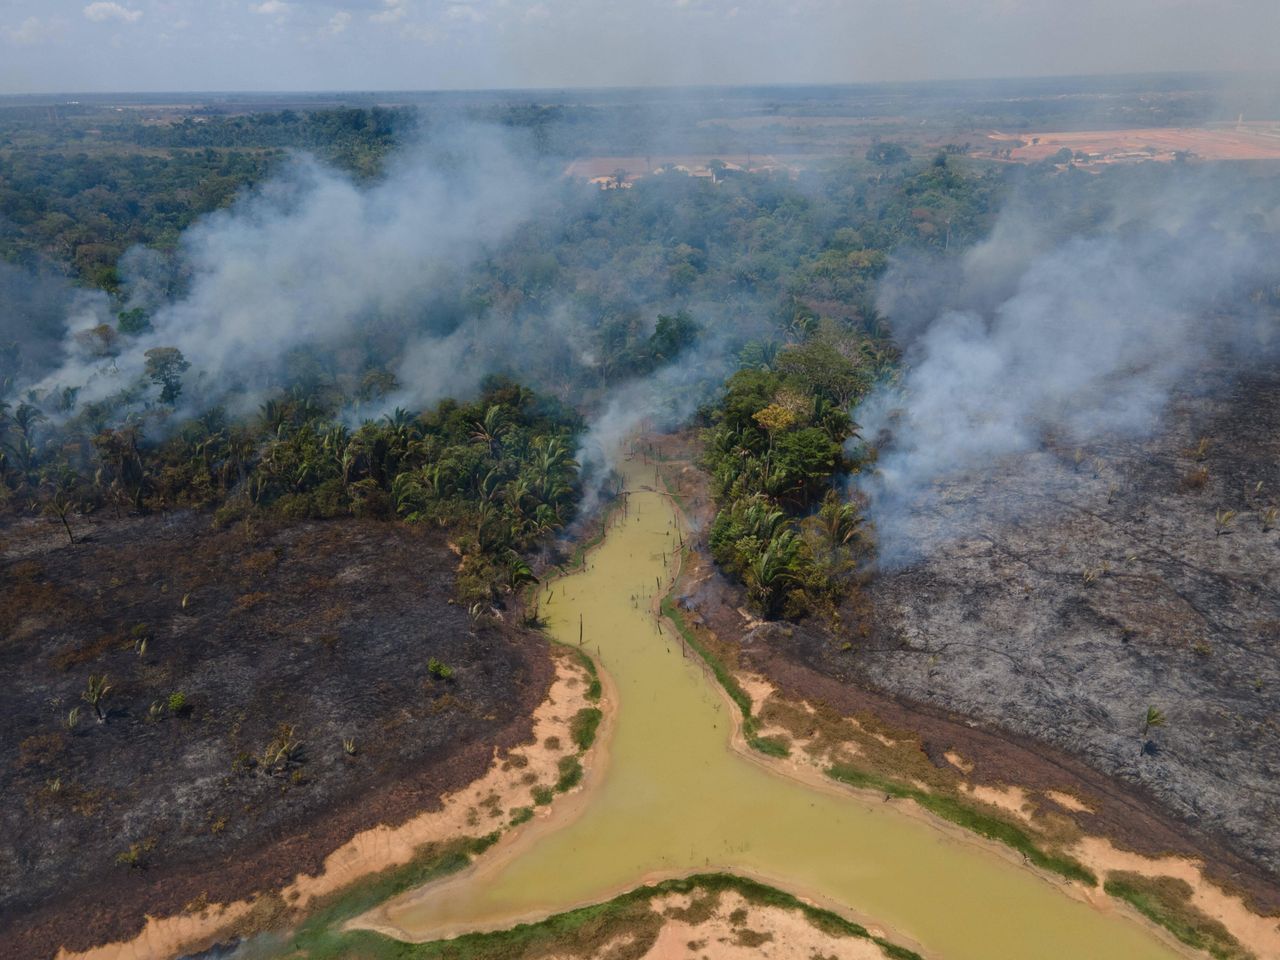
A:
[555, 755, 583, 792]
[569, 707, 603, 751]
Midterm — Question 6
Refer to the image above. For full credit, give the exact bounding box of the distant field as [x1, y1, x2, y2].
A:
[985, 123, 1280, 163]
[563, 153, 800, 180]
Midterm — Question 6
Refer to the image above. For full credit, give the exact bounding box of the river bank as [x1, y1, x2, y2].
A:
[46, 445, 1279, 960]
[647, 431, 1280, 960]
[349, 455, 1210, 960]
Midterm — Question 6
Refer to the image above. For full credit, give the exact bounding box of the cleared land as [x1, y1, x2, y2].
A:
[986, 124, 1280, 163]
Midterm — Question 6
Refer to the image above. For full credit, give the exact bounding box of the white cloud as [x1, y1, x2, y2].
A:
[83, 2, 143, 23]
[250, 0, 292, 16]
[3, 15, 63, 44]
[329, 11, 352, 34]
[371, 0, 408, 24]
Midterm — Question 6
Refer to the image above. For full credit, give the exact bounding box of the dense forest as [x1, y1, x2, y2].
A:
[8, 101, 1258, 616]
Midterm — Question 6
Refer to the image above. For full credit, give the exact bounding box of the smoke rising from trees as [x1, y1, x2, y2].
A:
[859, 166, 1280, 564]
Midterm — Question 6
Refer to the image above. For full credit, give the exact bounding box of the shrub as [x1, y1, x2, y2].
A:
[428, 658, 454, 681]
[555, 755, 583, 792]
[531, 785, 554, 806]
[569, 707, 603, 751]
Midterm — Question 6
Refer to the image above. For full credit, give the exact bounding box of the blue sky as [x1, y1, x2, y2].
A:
[1, 0, 1277, 94]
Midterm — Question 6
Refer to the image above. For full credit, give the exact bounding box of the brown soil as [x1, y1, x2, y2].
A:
[0, 510, 555, 960]
[986, 124, 1280, 163]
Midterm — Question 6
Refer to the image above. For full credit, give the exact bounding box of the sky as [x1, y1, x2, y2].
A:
[0, 0, 1277, 94]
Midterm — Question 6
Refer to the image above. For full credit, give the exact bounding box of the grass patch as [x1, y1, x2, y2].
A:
[283, 871, 922, 960]
[555, 755, 583, 792]
[569, 707, 603, 751]
[569, 648, 602, 701]
[1104, 872, 1253, 960]
[657, 465, 690, 514]
[660, 556, 797, 757]
[508, 806, 533, 827]
[531, 785, 554, 806]
[828, 764, 1096, 887]
[287, 836, 496, 959]
[746, 735, 790, 758]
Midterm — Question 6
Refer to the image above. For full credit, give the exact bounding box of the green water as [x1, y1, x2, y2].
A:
[376, 459, 1182, 960]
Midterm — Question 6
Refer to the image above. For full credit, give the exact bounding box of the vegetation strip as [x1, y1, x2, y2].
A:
[294, 871, 922, 960]
[827, 764, 1096, 886]
[1103, 872, 1253, 960]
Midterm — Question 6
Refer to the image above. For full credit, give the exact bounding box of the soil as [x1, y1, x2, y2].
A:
[649, 367, 1280, 921]
[612, 889, 891, 960]
[858, 366, 1280, 883]
[0, 510, 554, 960]
[985, 124, 1280, 164]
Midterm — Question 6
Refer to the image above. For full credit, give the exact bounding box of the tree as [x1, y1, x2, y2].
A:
[43, 489, 77, 545]
[82, 674, 113, 723]
[144, 347, 191, 405]
[866, 142, 910, 166]
[1140, 705, 1166, 755]
[117, 308, 152, 335]
[648, 311, 699, 364]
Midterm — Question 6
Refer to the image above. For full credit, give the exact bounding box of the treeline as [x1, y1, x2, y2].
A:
[702, 331, 889, 620]
[112, 107, 411, 178]
[0, 377, 582, 607]
[0, 148, 275, 288]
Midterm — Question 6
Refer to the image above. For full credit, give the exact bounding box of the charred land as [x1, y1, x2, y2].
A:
[0, 510, 553, 957]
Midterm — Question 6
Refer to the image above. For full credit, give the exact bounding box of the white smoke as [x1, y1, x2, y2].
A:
[859, 167, 1280, 564]
[25, 125, 550, 417]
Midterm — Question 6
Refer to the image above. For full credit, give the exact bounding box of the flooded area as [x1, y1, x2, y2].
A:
[357, 457, 1185, 960]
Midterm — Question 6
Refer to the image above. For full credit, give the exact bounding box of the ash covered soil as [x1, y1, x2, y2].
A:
[0, 512, 552, 958]
[800, 365, 1280, 880]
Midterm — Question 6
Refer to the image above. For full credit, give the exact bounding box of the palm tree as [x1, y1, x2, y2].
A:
[1140, 705, 1166, 755]
[816, 491, 863, 553]
[82, 674, 113, 723]
[470, 404, 509, 459]
[43, 489, 78, 545]
[746, 530, 804, 618]
[504, 549, 539, 590]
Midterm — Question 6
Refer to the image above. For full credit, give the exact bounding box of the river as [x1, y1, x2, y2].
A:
[362, 455, 1184, 960]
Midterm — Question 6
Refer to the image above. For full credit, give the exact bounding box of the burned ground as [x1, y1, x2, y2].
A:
[658, 363, 1280, 908]
[0, 511, 553, 959]
[850, 364, 1280, 880]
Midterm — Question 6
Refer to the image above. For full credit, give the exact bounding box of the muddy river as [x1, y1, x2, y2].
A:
[359, 457, 1183, 959]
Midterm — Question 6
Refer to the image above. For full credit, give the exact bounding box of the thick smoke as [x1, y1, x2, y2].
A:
[24, 125, 553, 418]
[14, 120, 761, 502]
[860, 167, 1280, 564]
[0, 261, 109, 389]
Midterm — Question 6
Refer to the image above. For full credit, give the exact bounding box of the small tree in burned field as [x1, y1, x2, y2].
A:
[81, 674, 113, 723]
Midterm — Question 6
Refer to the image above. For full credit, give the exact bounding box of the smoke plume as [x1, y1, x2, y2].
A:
[859, 165, 1280, 564]
[24, 124, 552, 418]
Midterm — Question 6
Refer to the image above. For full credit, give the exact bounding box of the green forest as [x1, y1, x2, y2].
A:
[0, 103, 1188, 616]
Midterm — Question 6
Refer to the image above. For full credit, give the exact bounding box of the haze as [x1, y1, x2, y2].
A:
[1, 0, 1278, 94]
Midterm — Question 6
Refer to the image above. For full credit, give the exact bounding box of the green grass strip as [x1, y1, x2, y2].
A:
[828, 764, 1097, 886]
[661, 593, 753, 722]
[289, 871, 923, 960]
[1104, 872, 1252, 960]
[288, 836, 497, 958]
